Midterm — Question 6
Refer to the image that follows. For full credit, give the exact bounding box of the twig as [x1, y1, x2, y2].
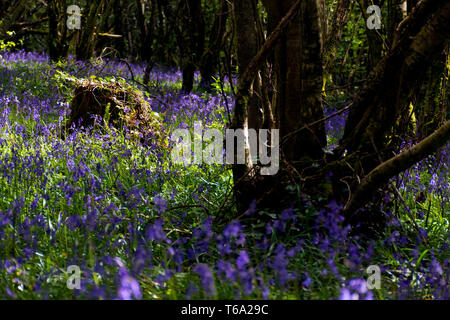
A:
[281, 103, 352, 145]
[166, 204, 209, 215]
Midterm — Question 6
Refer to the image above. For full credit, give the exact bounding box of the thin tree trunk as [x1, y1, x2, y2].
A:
[387, 0, 406, 46]
[323, 0, 351, 71]
[76, 0, 105, 60]
[199, 0, 229, 91]
[358, 0, 383, 70]
[235, 0, 263, 131]
[113, 0, 126, 54]
[178, 0, 204, 93]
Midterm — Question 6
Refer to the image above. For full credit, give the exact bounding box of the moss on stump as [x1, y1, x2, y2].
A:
[65, 78, 164, 145]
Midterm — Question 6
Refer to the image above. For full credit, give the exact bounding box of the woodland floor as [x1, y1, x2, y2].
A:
[0, 50, 448, 300]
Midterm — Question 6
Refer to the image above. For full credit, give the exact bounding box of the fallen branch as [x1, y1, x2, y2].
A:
[344, 120, 450, 213]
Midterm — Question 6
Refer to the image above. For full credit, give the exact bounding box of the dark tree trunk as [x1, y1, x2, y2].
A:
[177, 0, 205, 93]
[136, 0, 156, 62]
[113, 0, 126, 55]
[407, 0, 418, 13]
[230, 0, 260, 213]
[323, 0, 351, 71]
[266, 0, 326, 169]
[235, 0, 263, 131]
[75, 0, 105, 60]
[387, 0, 406, 46]
[47, 0, 68, 61]
[198, 0, 229, 91]
[157, 0, 171, 66]
[231, 0, 326, 213]
[47, 0, 59, 60]
[358, 0, 383, 70]
[416, 51, 449, 140]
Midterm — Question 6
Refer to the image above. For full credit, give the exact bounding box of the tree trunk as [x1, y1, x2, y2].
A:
[231, 0, 261, 212]
[387, 0, 406, 46]
[323, 0, 351, 71]
[136, 0, 156, 62]
[358, 0, 383, 70]
[334, 0, 450, 219]
[235, 0, 263, 131]
[199, 0, 229, 91]
[231, 0, 326, 213]
[178, 0, 205, 93]
[47, 0, 68, 61]
[416, 51, 449, 140]
[407, 0, 418, 13]
[113, 0, 126, 55]
[75, 0, 105, 60]
[266, 0, 326, 169]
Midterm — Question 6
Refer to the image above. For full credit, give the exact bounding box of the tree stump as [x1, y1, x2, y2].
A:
[64, 78, 164, 145]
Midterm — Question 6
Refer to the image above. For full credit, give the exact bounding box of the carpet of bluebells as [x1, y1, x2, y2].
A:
[0, 50, 448, 300]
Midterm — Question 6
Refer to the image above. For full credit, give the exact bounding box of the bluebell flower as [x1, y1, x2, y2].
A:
[194, 264, 216, 297]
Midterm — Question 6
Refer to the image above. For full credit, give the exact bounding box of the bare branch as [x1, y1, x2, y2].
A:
[344, 120, 450, 213]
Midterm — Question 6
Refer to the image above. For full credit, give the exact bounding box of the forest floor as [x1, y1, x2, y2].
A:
[0, 50, 448, 299]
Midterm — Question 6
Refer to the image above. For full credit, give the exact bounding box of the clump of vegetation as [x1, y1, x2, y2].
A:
[65, 76, 165, 146]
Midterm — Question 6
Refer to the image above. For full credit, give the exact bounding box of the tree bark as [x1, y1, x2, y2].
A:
[387, 0, 406, 46]
[112, 0, 126, 54]
[177, 0, 204, 93]
[199, 0, 229, 91]
[334, 0, 450, 220]
[232, 0, 304, 212]
[235, 0, 263, 131]
[75, 0, 105, 60]
[47, 0, 69, 61]
[358, 0, 383, 70]
[266, 0, 326, 168]
[323, 0, 351, 71]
